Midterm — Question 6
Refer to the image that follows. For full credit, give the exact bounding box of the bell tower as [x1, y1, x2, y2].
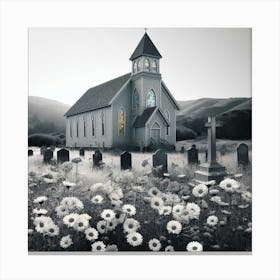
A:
[130, 31, 162, 116]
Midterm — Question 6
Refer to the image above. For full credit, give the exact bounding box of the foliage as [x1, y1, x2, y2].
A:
[28, 133, 65, 147]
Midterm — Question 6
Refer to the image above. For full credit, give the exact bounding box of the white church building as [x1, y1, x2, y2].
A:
[65, 32, 180, 150]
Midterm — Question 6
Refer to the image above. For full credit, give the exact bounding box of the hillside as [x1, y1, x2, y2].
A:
[176, 98, 252, 140]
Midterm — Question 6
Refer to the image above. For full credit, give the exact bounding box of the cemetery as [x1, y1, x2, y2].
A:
[28, 117, 252, 252]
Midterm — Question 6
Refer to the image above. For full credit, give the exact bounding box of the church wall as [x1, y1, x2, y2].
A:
[111, 82, 133, 147]
[161, 86, 177, 145]
[65, 106, 113, 148]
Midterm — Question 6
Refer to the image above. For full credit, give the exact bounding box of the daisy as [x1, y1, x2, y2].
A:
[73, 215, 89, 232]
[34, 216, 54, 233]
[109, 192, 122, 201]
[186, 241, 203, 252]
[148, 238, 162, 251]
[32, 208, 48, 215]
[62, 181, 77, 188]
[165, 245, 175, 252]
[91, 195, 104, 204]
[79, 213, 92, 221]
[206, 215, 219, 226]
[172, 204, 184, 215]
[186, 203, 201, 219]
[55, 205, 69, 218]
[150, 197, 164, 210]
[111, 199, 123, 208]
[122, 204, 136, 216]
[63, 213, 79, 227]
[91, 241, 106, 252]
[210, 196, 222, 204]
[123, 218, 140, 233]
[126, 232, 143, 247]
[85, 227, 99, 242]
[33, 196, 48, 204]
[96, 220, 107, 234]
[148, 187, 161, 197]
[90, 182, 105, 193]
[241, 191, 252, 202]
[192, 184, 208, 198]
[107, 220, 118, 231]
[166, 220, 182, 234]
[162, 206, 172, 216]
[45, 224, 59, 237]
[60, 197, 84, 211]
[219, 178, 239, 193]
[101, 209, 116, 221]
[60, 235, 73, 249]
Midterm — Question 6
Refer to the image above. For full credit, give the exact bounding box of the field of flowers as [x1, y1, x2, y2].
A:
[28, 147, 252, 252]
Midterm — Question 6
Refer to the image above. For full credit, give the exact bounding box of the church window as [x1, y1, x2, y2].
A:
[83, 119, 86, 137]
[133, 89, 139, 110]
[119, 108, 125, 136]
[151, 60, 157, 72]
[165, 110, 170, 135]
[70, 122, 72, 138]
[144, 58, 150, 72]
[146, 89, 156, 108]
[137, 59, 141, 72]
[76, 122, 79, 138]
[101, 112, 105, 136]
[133, 61, 137, 73]
[92, 116, 95, 136]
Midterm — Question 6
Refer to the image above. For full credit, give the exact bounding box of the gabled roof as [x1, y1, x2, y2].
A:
[132, 107, 169, 128]
[65, 73, 131, 117]
[130, 33, 162, 61]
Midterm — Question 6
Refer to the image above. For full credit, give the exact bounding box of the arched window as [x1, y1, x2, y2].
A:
[144, 58, 150, 72]
[165, 110, 170, 135]
[133, 61, 137, 73]
[146, 89, 156, 108]
[76, 121, 79, 138]
[101, 112, 105, 136]
[119, 108, 125, 136]
[83, 118, 86, 137]
[151, 60, 157, 72]
[133, 89, 139, 110]
[91, 116, 95, 136]
[137, 59, 141, 72]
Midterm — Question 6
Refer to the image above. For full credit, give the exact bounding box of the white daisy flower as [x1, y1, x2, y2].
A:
[109, 191, 122, 201]
[126, 232, 143, 247]
[33, 196, 48, 204]
[186, 241, 203, 252]
[34, 216, 54, 234]
[73, 215, 89, 232]
[63, 213, 79, 227]
[32, 208, 48, 215]
[186, 203, 201, 220]
[91, 195, 104, 204]
[107, 219, 118, 231]
[210, 196, 223, 204]
[172, 204, 184, 215]
[111, 199, 123, 208]
[192, 184, 208, 198]
[62, 181, 77, 188]
[150, 197, 164, 210]
[60, 197, 84, 211]
[60, 235, 73, 249]
[101, 209, 116, 221]
[90, 182, 105, 193]
[91, 241, 106, 252]
[165, 245, 175, 252]
[148, 187, 161, 197]
[55, 205, 69, 218]
[148, 238, 162, 251]
[79, 213, 92, 221]
[85, 227, 99, 242]
[123, 218, 140, 233]
[162, 206, 172, 216]
[122, 204, 136, 216]
[206, 215, 219, 226]
[96, 220, 107, 234]
[45, 224, 59, 237]
[241, 191, 252, 202]
[219, 178, 239, 193]
[166, 220, 182, 234]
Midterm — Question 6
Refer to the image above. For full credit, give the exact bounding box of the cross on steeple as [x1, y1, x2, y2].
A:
[205, 116, 222, 165]
[144, 27, 148, 33]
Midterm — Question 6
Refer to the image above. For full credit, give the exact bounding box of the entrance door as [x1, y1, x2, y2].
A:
[151, 122, 160, 144]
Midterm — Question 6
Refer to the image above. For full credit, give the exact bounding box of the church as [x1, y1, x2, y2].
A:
[65, 32, 180, 150]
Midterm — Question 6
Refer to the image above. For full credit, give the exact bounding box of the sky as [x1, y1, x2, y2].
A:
[29, 28, 251, 106]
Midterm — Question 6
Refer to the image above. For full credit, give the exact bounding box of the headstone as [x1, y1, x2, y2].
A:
[79, 148, 85, 156]
[50, 145, 56, 151]
[57, 148, 70, 164]
[92, 149, 103, 167]
[194, 116, 227, 184]
[187, 144, 198, 165]
[152, 149, 167, 175]
[43, 149, 53, 164]
[28, 149, 33, 156]
[180, 146, 185, 153]
[237, 143, 249, 166]
[40, 146, 47, 155]
[120, 151, 132, 170]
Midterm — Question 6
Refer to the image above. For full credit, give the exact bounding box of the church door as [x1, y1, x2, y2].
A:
[151, 122, 160, 144]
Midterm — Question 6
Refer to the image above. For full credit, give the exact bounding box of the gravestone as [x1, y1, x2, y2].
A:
[237, 143, 249, 166]
[120, 151, 132, 170]
[40, 146, 47, 155]
[180, 146, 186, 153]
[28, 149, 33, 156]
[194, 116, 227, 184]
[50, 145, 56, 151]
[92, 149, 103, 168]
[152, 149, 168, 175]
[187, 144, 198, 165]
[57, 148, 70, 164]
[43, 149, 53, 164]
[79, 148, 85, 156]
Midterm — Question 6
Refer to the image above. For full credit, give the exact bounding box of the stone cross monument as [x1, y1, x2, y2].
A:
[194, 116, 227, 184]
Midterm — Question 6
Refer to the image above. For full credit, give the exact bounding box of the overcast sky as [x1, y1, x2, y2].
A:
[29, 28, 251, 106]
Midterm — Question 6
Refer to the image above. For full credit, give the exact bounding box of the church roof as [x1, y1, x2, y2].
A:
[132, 107, 169, 128]
[129, 33, 162, 61]
[65, 73, 131, 117]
